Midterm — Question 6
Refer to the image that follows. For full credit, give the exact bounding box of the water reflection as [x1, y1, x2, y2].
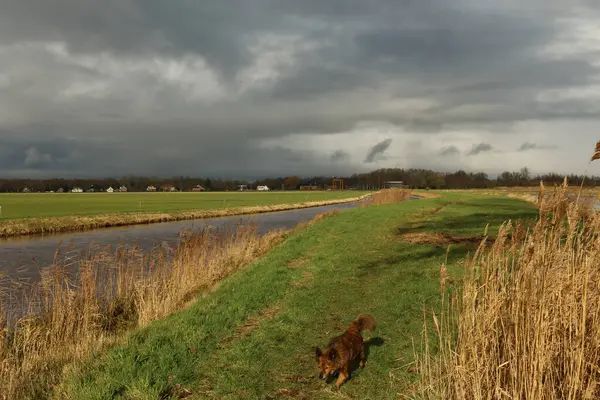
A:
[0, 202, 358, 284]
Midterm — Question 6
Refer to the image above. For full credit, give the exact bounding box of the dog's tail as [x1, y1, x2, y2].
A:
[352, 314, 376, 332]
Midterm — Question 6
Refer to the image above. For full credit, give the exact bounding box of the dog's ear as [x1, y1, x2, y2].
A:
[315, 347, 322, 359]
[328, 349, 337, 361]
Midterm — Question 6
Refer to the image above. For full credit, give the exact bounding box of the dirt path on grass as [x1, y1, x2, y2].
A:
[400, 232, 489, 247]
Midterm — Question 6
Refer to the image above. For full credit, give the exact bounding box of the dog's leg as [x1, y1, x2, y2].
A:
[359, 345, 366, 368]
[335, 367, 348, 389]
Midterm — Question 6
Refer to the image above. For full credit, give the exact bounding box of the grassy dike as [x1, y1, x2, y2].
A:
[57, 193, 538, 399]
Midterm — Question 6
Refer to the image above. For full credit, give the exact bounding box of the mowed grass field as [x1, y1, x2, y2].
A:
[57, 192, 538, 399]
[0, 191, 368, 220]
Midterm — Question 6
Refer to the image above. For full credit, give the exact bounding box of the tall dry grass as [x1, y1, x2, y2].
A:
[361, 188, 412, 206]
[0, 219, 296, 399]
[415, 179, 600, 399]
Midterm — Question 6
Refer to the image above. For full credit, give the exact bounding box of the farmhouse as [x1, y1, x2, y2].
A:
[191, 185, 206, 192]
[161, 184, 177, 192]
[71, 187, 83, 193]
[106, 186, 114, 193]
[257, 185, 269, 191]
[146, 185, 157, 192]
[119, 186, 128, 192]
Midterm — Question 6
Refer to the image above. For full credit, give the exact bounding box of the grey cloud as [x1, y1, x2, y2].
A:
[364, 138, 393, 163]
[0, 131, 365, 179]
[440, 146, 460, 156]
[330, 150, 349, 162]
[0, 1, 599, 177]
[0, 0, 267, 78]
[517, 142, 558, 152]
[24, 147, 53, 167]
[466, 143, 493, 156]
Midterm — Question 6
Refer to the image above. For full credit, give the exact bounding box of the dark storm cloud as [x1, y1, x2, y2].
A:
[517, 142, 558, 152]
[440, 146, 460, 156]
[0, 0, 268, 78]
[0, 0, 599, 177]
[330, 150, 349, 162]
[364, 138, 393, 163]
[466, 143, 493, 156]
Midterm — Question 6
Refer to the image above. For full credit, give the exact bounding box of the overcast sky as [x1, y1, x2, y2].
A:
[1, 1, 600, 179]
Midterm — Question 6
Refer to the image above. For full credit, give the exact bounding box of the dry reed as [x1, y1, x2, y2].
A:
[0, 211, 341, 399]
[361, 188, 412, 206]
[414, 179, 600, 399]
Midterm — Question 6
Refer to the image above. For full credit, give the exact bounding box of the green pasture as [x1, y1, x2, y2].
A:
[0, 191, 368, 220]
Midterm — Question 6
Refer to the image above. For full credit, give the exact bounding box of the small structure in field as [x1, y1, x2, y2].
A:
[146, 185, 157, 192]
[191, 185, 206, 192]
[385, 181, 407, 189]
[332, 178, 344, 190]
[161, 184, 177, 192]
[257, 185, 269, 191]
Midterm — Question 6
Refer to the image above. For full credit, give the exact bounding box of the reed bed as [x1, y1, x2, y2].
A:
[0, 213, 327, 399]
[415, 180, 600, 399]
[0, 194, 370, 239]
[361, 188, 412, 206]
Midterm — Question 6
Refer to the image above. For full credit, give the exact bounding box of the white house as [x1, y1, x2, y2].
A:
[257, 185, 270, 191]
[106, 186, 114, 193]
[119, 185, 128, 192]
[71, 187, 83, 193]
[146, 185, 156, 192]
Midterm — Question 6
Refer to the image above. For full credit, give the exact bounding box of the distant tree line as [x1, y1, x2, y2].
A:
[1, 167, 599, 193]
[349, 167, 600, 189]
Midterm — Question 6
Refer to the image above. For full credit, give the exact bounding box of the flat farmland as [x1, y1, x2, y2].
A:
[0, 191, 367, 220]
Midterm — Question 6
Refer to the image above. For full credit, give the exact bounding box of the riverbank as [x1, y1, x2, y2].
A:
[55, 192, 538, 399]
[0, 212, 314, 399]
[0, 193, 372, 239]
[0, 190, 402, 400]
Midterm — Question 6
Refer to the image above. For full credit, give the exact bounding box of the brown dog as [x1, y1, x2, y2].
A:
[315, 314, 376, 388]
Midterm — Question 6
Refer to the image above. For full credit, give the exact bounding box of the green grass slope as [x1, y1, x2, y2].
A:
[58, 194, 537, 399]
